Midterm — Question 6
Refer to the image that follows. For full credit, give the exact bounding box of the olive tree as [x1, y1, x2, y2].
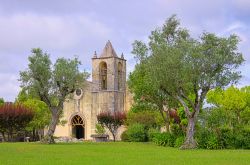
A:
[19, 48, 88, 143]
[131, 15, 244, 149]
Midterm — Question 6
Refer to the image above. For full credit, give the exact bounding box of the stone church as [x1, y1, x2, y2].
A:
[54, 41, 132, 140]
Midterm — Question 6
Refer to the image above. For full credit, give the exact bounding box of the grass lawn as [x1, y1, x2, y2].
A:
[0, 142, 249, 165]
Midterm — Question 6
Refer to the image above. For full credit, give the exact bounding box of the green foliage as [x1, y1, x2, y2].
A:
[127, 123, 147, 142]
[121, 130, 129, 142]
[19, 48, 89, 143]
[196, 129, 219, 149]
[207, 86, 250, 125]
[199, 107, 229, 129]
[196, 126, 250, 149]
[131, 40, 149, 63]
[130, 15, 244, 148]
[130, 101, 157, 113]
[206, 135, 220, 150]
[23, 99, 50, 130]
[20, 48, 89, 107]
[197, 86, 250, 149]
[171, 124, 185, 137]
[147, 128, 160, 142]
[241, 107, 250, 125]
[152, 132, 175, 147]
[15, 89, 50, 141]
[218, 127, 234, 149]
[126, 110, 164, 129]
[0, 98, 4, 106]
[233, 126, 250, 149]
[95, 124, 105, 135]
[174, 136, 185, 148]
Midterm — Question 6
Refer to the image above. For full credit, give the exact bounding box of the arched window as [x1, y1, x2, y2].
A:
[71, 115, 84, 126]
[99, 62, 107, 90]
[118, 62, 122, 90]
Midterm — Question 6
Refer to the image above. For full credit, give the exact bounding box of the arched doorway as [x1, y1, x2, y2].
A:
[71, 115, 85, 139]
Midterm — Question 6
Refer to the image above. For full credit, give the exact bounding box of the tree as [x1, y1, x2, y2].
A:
[97, 111, 126, 141]
[16, 89, 50, 141]
[131, 15, 244, 149]
[23, 99, 50, 141]
[128, 50, 179, 132]
[19, 48, 88, 143]
[207, 86, 250, 125]
[0, 103, 34, 141]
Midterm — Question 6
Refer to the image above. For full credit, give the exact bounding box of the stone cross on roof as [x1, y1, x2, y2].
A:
[100, 40, 118, 58]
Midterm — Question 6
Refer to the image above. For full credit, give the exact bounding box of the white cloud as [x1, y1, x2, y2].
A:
[0, 13, 111, 51]
[0, 13, 114, 101]
[224, 22, 246, 32]
[0, 73, 20, 102]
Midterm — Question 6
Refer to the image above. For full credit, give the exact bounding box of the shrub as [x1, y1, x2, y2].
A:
[153, 132, 175, 147]
[0, 102, 34, 141]
[121, 130, 129, 142]
[126, 111, 164, 129]
[233, 127, 250, 149]
[127, 123, 147, 142]
[196, 129, 214, 149]
[218, 127, 234, 149]
[97, 111, 126, 141]
[174, 136, 185, 148]
[206, 135, 220, 149]
[95, 124, 105, 135]
[171, 124, 184, 137]
[147, 128, 160, 142]
[196, 126, 250, 149]
[196, 128, 223, 149]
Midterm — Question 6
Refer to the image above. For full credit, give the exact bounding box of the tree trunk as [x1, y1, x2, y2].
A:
[165, 110, 170, 132]
[7, 132, 10, 142]
[162, 105, 170, 132]
[1, 132, 5, 142]
[42, 109, 60, 144]
[38, 129, 42, 141]
[112, 132, 116, 142]
[180, 117, 197, 149]
[32, 129, 35, 141]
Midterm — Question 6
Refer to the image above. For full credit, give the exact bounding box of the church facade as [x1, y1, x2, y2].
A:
[54, 41, 132, 140]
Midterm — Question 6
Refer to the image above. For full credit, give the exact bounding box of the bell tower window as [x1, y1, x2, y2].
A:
[118, 62, 122, 90]
[100, 62, 107, 90]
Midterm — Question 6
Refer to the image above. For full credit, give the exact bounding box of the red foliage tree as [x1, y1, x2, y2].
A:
[0, 102, 34, 141]
[97, 111, 126, 141]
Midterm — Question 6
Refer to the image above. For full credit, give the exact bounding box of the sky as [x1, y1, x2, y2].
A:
[0, 0, 249, 102]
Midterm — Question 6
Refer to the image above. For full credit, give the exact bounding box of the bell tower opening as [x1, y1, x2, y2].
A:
[99, 61, 107, 90]
[71, 115, 85, 139]
[118, 62, 122, 90]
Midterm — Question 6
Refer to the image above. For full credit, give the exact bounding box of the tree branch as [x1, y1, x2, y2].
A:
[198, 86, 209, 109]
[193, 81, 199, 108]
[178, 88, 196, 112]
[176, 95, 191, 117]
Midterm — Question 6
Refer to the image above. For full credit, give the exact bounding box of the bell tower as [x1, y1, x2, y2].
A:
[91, 41, 126, 113]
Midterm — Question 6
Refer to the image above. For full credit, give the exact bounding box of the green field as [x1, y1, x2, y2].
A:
[0, 142, 249, 165]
